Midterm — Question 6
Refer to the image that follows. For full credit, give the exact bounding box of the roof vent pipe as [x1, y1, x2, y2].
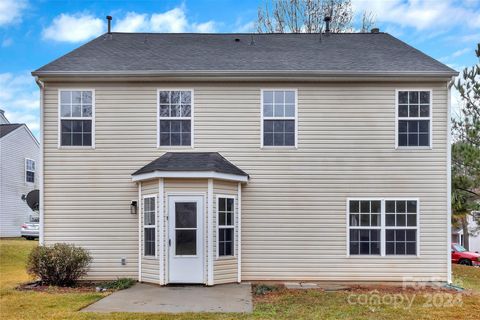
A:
[371, 27, 380, 33]
[324, 16, 331, 34]
[106, 16, 112, 34]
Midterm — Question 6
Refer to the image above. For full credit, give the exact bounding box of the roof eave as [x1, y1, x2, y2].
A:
[31, 69, 459, 79]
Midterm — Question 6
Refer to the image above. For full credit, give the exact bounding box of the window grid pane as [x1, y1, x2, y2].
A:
[218, 197, 235, 256]
[385, 200, 417, 256]
[262, 90, 296, 147]
[398, 91, 430, 147]
[143, 197, 156, 256]
[59, 90, 93, 147]
[158, 90, 192, 146]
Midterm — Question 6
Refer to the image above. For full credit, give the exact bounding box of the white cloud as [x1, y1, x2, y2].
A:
[235, 21, 255, 33]
[42, 13, 105, 42]
[352, 0, 480, 31]
[451, 48, 471, 58]
[0, 72, 39, 135]
[0, 0, 27, 27]
[112, 7, 217, 33]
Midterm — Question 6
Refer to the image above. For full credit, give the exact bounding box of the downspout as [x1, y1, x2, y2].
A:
[446, 77, 454, 283]
[34, 76, 45, 246]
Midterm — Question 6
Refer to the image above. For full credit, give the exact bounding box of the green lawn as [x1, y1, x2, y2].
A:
[1, 238, 479, 320]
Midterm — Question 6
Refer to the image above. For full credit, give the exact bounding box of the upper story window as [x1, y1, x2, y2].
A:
[158, 90, 193, 147]
[397, 90, 431, 148]
[262, 90, 297, 147]
[217, 196, 235, 257]
[59, 90, 94, 147]
[25, 159, 35, 183]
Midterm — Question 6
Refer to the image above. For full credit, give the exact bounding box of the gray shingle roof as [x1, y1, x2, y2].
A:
[0, 124, 23, 138]
[132, 152, 249, 177]
[33, 33, 457, 77]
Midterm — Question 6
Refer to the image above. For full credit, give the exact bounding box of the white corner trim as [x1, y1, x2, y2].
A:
[237, 182, 242, 283]
[446, 83, 453, 283]
[138, 182, 142, 282]
[207, 179, 214, 285]
[158, 178, 165, 285]
[132, 171, 249, 183]
[35, 77, 45, 246]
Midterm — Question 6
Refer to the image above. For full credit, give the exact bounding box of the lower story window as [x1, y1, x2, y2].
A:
[218, 197, 235, 257]
[143, 196, 156, 257]
[348, 199, 419, 256]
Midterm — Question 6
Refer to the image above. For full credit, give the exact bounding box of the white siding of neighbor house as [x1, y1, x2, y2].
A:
[41, 81, 449, 282]
[0, 126, 40, 237]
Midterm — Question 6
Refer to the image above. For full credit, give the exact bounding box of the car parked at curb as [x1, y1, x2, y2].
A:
[451, 243, 480, 266]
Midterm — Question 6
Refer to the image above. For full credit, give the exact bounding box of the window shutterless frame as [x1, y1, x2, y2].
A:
[216, 195, 236, 259]
[57, 89, 95, 149]
[346, 198, 420, 257]
[143, 194, 157, 258]
[260, 89, 298, 148]
[156, 89, 194, 148]
[25, 158, 35, 184]
[395, 89, 432, 150]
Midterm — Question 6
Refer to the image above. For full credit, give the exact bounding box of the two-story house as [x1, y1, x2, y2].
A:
[0, 109, 40, 237]
[32, 29, 457, 285]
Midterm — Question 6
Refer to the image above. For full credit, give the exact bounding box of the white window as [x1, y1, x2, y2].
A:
[261, 89, 297, 147]
[396, 90, 431, 148]
[348, 199, 419, 256]
[59, 90, 94, 147]
[158, 90, 193, 147]
[217, 196, 235, 257]
[25, 159, 35, 183]
[143, 195, 156, 257]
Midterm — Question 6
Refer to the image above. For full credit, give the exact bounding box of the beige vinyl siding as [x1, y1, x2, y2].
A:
[213, 180, 238, 284]
[42, 81, 448, 282]
[140, 180, 158, 283]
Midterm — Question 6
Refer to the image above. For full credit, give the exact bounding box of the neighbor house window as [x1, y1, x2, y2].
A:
[385, 200, 418, 255]
[262, 90, 296, 147]
[143, 196, 156, 257]
[25, 159, 35, 183]
[397, 90, 431, 147]
[59, 90, 94, 147]
[348, 199, 419, 256]
[158, 90, 193, 146]
[217, 197, 235, 257]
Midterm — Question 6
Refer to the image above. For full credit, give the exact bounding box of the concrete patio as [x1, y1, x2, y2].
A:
[82, 283, 253, 313]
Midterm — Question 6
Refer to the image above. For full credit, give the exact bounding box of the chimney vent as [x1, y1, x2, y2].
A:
[106, 16, 112, 34]
[324, 16, 331, 34]
[371, 28, 380, 33]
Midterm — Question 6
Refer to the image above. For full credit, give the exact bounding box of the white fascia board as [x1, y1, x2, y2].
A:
[132, 171, 249, 183]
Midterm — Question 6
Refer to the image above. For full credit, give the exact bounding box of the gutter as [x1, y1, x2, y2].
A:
[34, 76, 45, 246]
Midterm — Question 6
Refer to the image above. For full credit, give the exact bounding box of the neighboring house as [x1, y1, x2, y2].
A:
[32, 29, 458, 285]
[0, 110, 40, 237]
[452, 211, 480, 253]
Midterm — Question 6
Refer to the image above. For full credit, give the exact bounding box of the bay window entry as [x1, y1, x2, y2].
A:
[262, 89, 297, 147]
[143, 195, 156, 257]
[59, 90, 94, 147]
[217, 196, 235, 257]
[396, 90, 431, 148]
[158, 90, 193, 147]
[348, 199, 419, 256]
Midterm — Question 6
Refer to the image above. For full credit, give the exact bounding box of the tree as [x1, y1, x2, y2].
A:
[452, 43, 480, 250]
[256, 0, 375, 33]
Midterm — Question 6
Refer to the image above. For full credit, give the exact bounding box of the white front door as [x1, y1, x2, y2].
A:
[168, 195, 204, 283]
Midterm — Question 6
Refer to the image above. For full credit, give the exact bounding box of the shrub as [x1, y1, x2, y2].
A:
[27, 243, 92, 286]
[102, 278, 136, 290]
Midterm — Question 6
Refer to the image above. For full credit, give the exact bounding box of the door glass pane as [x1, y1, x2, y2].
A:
[176, 230, 196, 255]
[175, 202, 197, 228]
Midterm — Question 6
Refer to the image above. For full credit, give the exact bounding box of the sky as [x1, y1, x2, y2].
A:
[0, 0, 479, 137]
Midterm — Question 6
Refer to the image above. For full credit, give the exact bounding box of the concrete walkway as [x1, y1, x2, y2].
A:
[82, 283, 253, 313]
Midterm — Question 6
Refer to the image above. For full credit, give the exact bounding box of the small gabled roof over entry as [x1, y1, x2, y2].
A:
[132, 152, 249, 183]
